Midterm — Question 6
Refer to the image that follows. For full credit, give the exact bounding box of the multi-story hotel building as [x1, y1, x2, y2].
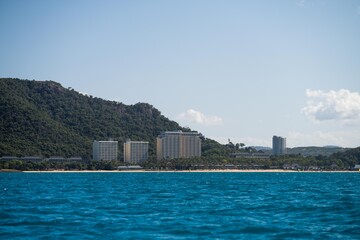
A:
[272, 136, 287, 156]
[93, 140, 118, 161]
[156, 131, 201, 160]
[123, 139, 149, 164]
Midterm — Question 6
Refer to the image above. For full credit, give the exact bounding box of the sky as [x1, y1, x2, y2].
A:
[1, 0, 360, 148]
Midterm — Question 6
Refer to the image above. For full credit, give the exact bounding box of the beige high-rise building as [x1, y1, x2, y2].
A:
[156, 131, 201, 160]
[93, 140, 118, 161]
[124, 140, 149, 164]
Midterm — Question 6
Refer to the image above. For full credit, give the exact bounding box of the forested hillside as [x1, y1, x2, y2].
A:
[2, 78, 357, 169]
[0, 78, 193, 159]
[329, 147, 360, 168]
[286, 146, 347, 156]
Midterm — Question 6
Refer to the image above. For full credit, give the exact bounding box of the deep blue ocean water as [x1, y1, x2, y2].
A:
[1, 172, 360, 239]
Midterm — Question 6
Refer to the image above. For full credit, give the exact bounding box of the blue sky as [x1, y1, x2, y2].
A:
[1, 0, 360, 147]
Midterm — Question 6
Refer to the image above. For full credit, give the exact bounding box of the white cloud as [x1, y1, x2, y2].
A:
[79, 91, 90, 97]
[301, 89, 360, 124]
[177, 109, 223, 126]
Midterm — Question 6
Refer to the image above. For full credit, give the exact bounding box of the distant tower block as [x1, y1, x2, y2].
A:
[272, 136, 286, 156]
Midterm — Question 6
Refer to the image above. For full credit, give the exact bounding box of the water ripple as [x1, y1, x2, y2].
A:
[1, 172, 359, 239]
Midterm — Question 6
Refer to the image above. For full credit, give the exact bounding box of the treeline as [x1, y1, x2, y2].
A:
[0, 160, 122, 171]
[1, 78, 359, 170]
[143, 148, 360, 171]
[2, 147, 359, 171]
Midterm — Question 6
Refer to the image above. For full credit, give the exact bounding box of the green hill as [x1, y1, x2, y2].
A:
[0, 78, 190, 159]
[286, 146, 348, 157]
[329, 147, 360, 168]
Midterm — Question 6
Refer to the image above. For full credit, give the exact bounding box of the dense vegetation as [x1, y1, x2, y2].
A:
[1, 78, 359, 171]
[143, 147, 360, 171]
[1, 78, 224, 159]
[0, 160, 121, 171]
[286, 146, 347, 156]
[1, 147, 359, 171]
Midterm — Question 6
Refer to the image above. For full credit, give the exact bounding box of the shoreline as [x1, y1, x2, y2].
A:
[17, 169, 359, 173]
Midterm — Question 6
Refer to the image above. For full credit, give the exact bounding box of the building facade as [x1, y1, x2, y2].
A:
[123, 140, 149, 164]
[156, 131, 201, 160]
[272, 136, 286, 156]
[93, 140, 118, 161]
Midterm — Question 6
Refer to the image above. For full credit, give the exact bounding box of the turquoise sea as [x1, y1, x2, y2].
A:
[1, 172, 360, 239]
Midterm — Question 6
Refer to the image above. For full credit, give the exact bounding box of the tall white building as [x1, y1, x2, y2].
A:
[272, 136, 286, 156]
[156, 131, 201, 160]
[124, 140, 149, 164]
[93, 140, 118, 161]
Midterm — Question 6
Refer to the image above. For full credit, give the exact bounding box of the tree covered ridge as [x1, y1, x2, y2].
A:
[0, 78, 188, 159]
[1, 78, 359, 170]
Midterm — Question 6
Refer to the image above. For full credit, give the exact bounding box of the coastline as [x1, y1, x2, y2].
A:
[19, 169, 359, 173]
